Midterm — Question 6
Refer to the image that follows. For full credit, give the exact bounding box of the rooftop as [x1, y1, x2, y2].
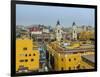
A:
[82, 54, 95, 63]
[48, 42, 94, 54]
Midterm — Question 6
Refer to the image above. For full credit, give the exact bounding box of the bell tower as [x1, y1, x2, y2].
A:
[55, 20, 62, 42]
[72, 22, 77, 40]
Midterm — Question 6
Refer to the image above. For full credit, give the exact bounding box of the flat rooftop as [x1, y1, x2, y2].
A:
[82, 54, 95, 63]
[48, 42, 95, 54]
[57, 48, 94, 54]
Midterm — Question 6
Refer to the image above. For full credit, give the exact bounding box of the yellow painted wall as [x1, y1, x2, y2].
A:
[47, 42, 94, 71]
[54, 53, 94, 71]
[54, 53, 82, 71]
[16, 38, 39, 72]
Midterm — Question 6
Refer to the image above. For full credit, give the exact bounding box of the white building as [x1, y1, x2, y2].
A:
[42, 28, 49, 33]
[55, 20, 63, 42]
[72, 22, 77, 40]
[29, 26, 42, 35]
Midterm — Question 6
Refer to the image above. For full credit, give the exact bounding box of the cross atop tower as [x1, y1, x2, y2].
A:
[56, 20, 60, 25]
[72, 22, 76, 26]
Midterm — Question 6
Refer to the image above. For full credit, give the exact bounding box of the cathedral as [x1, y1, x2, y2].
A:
[72, 22, 77, 40]
[55, 20, 63, 42]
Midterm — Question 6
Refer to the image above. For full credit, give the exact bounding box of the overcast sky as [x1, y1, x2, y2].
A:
[16, 4, 95, 27]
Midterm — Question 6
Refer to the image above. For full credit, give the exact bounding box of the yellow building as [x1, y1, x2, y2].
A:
[16, 38, 39, 72]
[47, 42, 94, 71]
[79, 31, 94, 40]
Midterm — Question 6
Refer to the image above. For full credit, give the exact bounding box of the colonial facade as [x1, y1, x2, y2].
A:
[72, 22, 77, 40]
[55, 20, 63, 42]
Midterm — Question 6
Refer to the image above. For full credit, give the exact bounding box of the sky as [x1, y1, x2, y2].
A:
[16, 4, 95, 27]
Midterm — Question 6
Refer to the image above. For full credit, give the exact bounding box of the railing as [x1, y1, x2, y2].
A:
[47, 44, 94, 54]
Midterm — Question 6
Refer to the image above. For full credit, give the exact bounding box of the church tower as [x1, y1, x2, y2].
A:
[55, 20, 63, 42]
[72, 22, 77, 40]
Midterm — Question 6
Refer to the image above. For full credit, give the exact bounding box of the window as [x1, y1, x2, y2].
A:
[69, 59, 71, 61]
[25, 54, 27, 57]
[79, 51, 83, 53]
[74, 31, 75, 33]
[20, 60, 24, 62]
[77, 64, 80, 69]
[69, 67, 71, 70]
[58, 30, 60, 33]
[23, 47, 27, 50]
[33, 53, 35, 56]
[61, 58, 63, 61]
[31, 59, 34, 61]
[29, 54, 31, 56]
[61, 67, 64, 71]
[25, 59, 28, 62]
[74, 58, 76, 61]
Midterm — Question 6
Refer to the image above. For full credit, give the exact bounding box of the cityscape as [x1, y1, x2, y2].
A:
[16, 4, 95, 73]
